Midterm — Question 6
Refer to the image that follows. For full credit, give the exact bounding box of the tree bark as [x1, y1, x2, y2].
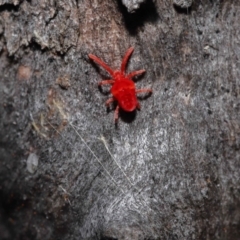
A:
[0, 0, 240, 239]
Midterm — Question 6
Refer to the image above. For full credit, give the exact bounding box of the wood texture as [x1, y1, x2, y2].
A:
[0, 0, 239, 239]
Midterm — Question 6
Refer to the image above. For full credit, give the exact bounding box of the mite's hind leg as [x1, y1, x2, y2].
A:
[105, 97, 115, 107]
[136, 88, 152, 94]
[114, 105, 120, 123]
[136, 102, 141, 110]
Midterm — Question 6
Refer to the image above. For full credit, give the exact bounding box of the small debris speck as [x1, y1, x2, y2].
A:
[17, 65, 32, 81]
[27, 153, 39, 174]
[56, 75, 71, 90]
[122, 0, 146, 13]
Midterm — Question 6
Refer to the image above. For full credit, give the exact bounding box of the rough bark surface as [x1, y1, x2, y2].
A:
[0, 0, 240, 239]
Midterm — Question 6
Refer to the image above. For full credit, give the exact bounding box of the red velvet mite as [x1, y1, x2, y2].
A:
[88, 47, 152, 122]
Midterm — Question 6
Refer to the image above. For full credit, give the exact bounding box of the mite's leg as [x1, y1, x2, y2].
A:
[127, 69, 145, 79]
[105, 98, 115, 108]
[121, 47, 134, 74]
[136, 102, 141, 110]
[89, 54, 114, 76]
[114, 105, 120, 122]
[98, 80, 115, 86]
[136, 88, 152, 94]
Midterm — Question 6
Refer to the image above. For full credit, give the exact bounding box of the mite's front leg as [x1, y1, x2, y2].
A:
[127, 69, 146, 79]
[98, 80, 115, 86]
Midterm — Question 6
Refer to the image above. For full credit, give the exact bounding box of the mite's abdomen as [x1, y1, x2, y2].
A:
[111, 79, 137, 112]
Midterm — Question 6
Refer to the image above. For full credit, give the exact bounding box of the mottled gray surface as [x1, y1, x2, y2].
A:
[0, 0, 240, 240]
[173, 0, 192, 9]
[0, 0, 19, 5]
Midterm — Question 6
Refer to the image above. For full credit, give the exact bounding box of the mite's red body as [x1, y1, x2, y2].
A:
[88, 47, 152, 122]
